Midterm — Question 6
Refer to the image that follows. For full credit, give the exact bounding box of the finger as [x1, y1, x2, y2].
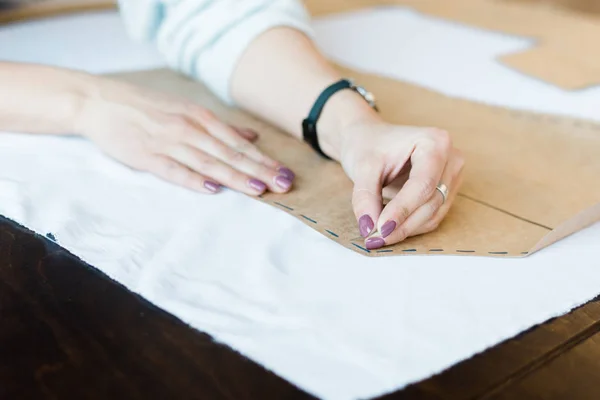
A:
[182, 130, 294, 194]
[145, 155, 222, 194]
[191, 110, 282, 170]
[412, 168, 463, 237]
[374, 129, 450, 240]
[165, 144, 269, 196]
[352, 165, 384, 238]
[382, 164, 411, 200]
[387, 157, 456, 240]
[231, 126, 259, 143]
[184, 113, 295, 181]
[398, 149, 464, 237]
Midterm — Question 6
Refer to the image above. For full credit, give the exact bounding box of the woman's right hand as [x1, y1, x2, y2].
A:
[336, 118, 464, 250]
[75, 76, 295, 194]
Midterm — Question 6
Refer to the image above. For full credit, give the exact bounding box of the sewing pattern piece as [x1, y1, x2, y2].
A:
[108, 69, 600, 258]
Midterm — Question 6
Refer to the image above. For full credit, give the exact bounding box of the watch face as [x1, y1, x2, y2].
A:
[358, 86, 376, 106]
[349, 80, 377, 109]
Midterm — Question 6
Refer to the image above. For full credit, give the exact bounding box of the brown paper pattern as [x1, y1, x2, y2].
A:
[110, 69, 600, 258]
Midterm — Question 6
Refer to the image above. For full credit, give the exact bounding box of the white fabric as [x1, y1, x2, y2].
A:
[1, 8, 600, 400]
[0, 12, 164, 73]
[118, 0, 313, 103]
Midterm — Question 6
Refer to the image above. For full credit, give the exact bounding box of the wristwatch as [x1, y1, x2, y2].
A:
[302, 79, 378, 160]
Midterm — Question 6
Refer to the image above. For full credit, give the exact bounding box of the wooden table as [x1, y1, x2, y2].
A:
[2, 1, 600, 398]
[2, 216, 599, 400]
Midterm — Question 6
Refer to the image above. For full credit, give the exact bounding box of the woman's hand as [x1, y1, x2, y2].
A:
[224, 24, 470, 249]
[76, 77, 295, 194]
[338, 118, 465, 250]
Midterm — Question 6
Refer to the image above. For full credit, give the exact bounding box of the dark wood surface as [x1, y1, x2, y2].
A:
[2, 215, 600, 400]
[0, 217, 315, 400]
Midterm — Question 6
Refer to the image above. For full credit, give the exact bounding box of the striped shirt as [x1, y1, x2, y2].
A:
[118, 0, 313, 104]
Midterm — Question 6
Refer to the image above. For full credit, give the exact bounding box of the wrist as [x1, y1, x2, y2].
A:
[71, 74, 105, 137]
[316, 88, 382, 160]
[40, 67, 99, 135]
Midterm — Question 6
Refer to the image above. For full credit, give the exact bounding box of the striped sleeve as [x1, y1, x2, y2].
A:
[118, 0, 314, 104]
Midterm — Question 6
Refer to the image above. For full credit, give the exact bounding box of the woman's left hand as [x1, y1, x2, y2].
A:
[337, 119, 465, 250]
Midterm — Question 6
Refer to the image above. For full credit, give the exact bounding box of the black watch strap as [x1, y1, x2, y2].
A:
[302, 80, 352, 160]
[302, 79, 376, 160]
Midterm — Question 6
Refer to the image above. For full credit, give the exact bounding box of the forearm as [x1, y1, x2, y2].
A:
[230, 27, 381, 160]
[0, 62, 92, 135]
[124, 0, 368, 157]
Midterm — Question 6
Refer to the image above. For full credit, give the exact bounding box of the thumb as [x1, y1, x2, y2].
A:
[352, 167, 384, 238]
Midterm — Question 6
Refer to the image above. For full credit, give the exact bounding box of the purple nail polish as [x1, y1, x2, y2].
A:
[358, 215, 374, 237]
[248, 179, 267, 192]
[277, 166, 295, 181]
[381, 220, 397, 238]
[242, 128, 259, 139]
[366, 237, 385, 250]
[233, 126, 258, 140]
[204, 181, 221, 193]
[275, 175, 292, 191]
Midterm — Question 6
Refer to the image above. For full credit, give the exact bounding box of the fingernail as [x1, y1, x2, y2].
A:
[358, 215, 374, 237]
[243, 128, 259, 139]
[381, 220, 397, 238]
[248, 179, 267, 193]
[204, 181, 221, 193]
[275, 175, 292, 191]
[366, 237, 385, 250]
[233, 126, 259, 141]
[277, 166, 295, 181]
